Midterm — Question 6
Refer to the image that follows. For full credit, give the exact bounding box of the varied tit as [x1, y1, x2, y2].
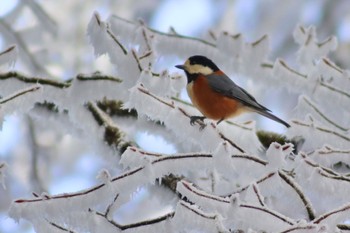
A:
[175, 55, 290, 128]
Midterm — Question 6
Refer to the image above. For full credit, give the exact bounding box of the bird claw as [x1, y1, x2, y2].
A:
[190, 116, 207, 130]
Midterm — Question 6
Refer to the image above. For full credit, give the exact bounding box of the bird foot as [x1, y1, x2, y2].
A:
[190, 116, 207, 130]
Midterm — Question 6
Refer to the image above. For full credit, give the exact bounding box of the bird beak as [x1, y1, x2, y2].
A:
[175, 64, 185, 70]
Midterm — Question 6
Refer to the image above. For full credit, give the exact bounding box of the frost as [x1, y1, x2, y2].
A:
[96, 168, 111, 183]
[0, 45, 17, 67]
[1, 5, 350, 233]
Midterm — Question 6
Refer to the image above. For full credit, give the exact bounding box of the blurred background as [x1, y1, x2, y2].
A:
[1, 1, 350, 232]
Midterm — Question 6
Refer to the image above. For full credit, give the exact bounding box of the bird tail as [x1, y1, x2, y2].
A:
[255, 110, 291, 128]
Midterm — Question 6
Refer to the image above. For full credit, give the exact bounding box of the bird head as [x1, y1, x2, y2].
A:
[176, 55, 219, 82]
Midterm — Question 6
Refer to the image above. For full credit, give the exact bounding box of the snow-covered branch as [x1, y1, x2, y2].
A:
[1, 5, 350, 232]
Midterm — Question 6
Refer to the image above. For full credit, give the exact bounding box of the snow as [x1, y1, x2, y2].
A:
[1, 2, 350, 232]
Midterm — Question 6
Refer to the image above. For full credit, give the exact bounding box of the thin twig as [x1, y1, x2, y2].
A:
[93, 209, 175, 230]
[179, 180, 230, 204]
[252, 35, 267, 47]
[292, 120, 350, 142]
[0, 85, 41, 104]
[132, 49, 143, 72]
[229, 172, 276, 195]
[301, 96, 348, 131]
[320, 81, 350, 99]
[322, 58, 343, 74]
[112, 15, 215, 47]
[239, 204, 295, 225]
[46, 219, 77, 233]
[280, 225, 316, 233]
[278, 170, 316, 220]
[105, 24, 128, 55]
[231, 154, 267, 165]
[76, 73, 122, 82]
[313, 203, 350, 224]
[0, 45, 16, 56]
[278, 60, 307, 79]
[0, 71, 70, 88]
[252, 183, 265, 206]
[105, 193, 119, 217]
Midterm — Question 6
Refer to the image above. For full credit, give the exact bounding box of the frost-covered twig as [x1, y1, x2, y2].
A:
[318, 170, 350, 182]
[252, 183, 265, 206]
[0, 71, 71, 88]
[292, 120, 350, 142]
[0, 71, 124, 88]
[178, 179, 296, 228]
[301, 96, 348, 131]
[231, 172, 276, 194]
[218, 131, 245, 153]
[97, 98, 137, 117]
[0, 45, 17, 66]
[86, 101, 134, 153]
[231, 154, 267, 165]
[278, 60, 307, 79]
[301, 154, 350, 182]
[110, 15, 216, 47]
[47, 219, 77, 233]
[93, 208, 174, 230]
[88, 12, 129, 56]
[141, 27, 152, 52]
[0, 85, 41, 104]
[13, 166, 142, 203]
[0, 45, 16, 57]
[178, 180, 230, 204]
[337, 224, 350, 230]
[122, 147, 266, 170]
[280, 225, 317, 233]
[278, 170, 315, 220]
[177, 107, 249, 152]
[105, 193, 119, 217]
[321, 58, 343, 74]
[76, 72, 122, 82]
[320, 81, 350, 99]
[240, 204, 295, 225]
[313, 203, 350, 224]
[252, 34, 268, 47]
[132, 49, 143, 72]
[317, 146, 350, 155]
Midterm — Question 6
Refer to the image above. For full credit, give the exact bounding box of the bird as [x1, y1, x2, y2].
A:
[175, 55, 290, 128]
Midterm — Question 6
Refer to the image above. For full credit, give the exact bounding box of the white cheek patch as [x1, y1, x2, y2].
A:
[186, 64, 213, 75]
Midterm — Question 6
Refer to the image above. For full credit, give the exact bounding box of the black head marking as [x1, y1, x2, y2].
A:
[188, 55, 219, 72]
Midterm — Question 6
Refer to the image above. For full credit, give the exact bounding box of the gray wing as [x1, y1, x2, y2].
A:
[206, 73, 271, 112]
